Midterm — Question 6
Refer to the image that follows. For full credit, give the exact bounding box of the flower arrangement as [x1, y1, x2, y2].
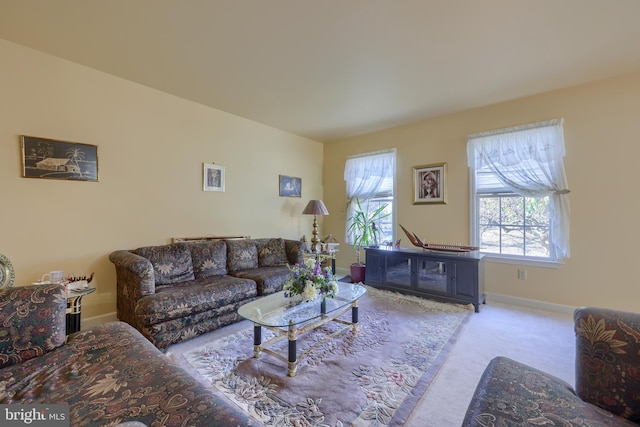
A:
[283, 258, 339, 302]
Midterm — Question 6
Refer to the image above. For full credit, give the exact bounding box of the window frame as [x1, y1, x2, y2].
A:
[470, 173, 563, 268]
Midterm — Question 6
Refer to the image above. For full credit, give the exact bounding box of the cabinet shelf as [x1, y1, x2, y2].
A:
[365, 247, 485, 312]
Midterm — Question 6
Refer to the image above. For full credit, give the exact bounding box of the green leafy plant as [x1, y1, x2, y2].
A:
[347, 198, 390, 265]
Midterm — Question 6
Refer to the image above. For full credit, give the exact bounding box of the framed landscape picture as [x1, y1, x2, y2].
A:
[413, 163, 447, 204]
[21, 135, 98, 181]
[279, 175, 301, 197]
[203, 163, 225, 192]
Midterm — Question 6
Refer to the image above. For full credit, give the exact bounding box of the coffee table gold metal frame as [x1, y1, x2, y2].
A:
[238, 283, 366, 377]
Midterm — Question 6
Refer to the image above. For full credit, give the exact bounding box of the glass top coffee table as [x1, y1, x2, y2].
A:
[238, 283, 366, 377]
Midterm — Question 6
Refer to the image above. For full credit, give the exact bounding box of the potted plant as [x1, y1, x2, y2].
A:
[346, 198, 390, 283]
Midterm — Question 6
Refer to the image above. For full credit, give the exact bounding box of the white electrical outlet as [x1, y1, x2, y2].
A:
[517, 269, 527, 280]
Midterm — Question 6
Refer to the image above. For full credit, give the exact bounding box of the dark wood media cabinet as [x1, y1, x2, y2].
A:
[365, 247, 485, 312]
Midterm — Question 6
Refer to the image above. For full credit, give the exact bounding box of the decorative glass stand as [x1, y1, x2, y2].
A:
[238, 283, 366, 377]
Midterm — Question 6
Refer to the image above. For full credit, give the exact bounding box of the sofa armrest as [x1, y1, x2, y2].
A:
[109, 250, 156, 327]
[0, 284, 67, 369]
[109, 250, 156, 296]
[284, 239, 304, 265]
[574, 306, 640, 422]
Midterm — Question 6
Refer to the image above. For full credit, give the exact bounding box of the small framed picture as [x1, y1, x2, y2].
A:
[203, 163, 225, 192]
[279, 175, 301, 197]
[413, 163, 447, 204]
[21, 135, 98, 181]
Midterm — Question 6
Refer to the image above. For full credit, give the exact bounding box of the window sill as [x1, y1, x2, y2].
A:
[482, 254, 563, 269]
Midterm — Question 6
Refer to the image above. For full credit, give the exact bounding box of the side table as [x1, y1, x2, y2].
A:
[66, 287, 96, 334]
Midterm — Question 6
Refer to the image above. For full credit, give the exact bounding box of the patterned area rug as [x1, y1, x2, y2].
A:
[180, 286, 472, 426]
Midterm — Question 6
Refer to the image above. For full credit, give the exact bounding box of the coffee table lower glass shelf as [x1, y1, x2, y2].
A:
[238, 283, 366, 377]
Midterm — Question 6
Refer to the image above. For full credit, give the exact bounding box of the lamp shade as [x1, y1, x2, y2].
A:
[302, 200, 329, 215]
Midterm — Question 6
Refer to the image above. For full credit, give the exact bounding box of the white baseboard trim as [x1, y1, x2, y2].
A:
[81, 312, 118, 330]
[486, 292, 576, 315]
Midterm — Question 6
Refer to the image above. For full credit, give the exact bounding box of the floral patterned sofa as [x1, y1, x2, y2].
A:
[109, 238, 304, 349]
[0, 284, 256, 427]
[462, 306, 640, 426]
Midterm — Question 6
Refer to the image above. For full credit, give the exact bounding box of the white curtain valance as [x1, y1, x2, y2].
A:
[467, 119, 565, 170]
[344, 150, 395, 200]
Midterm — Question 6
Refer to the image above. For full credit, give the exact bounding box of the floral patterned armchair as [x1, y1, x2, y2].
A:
[462, 306, 640, 426]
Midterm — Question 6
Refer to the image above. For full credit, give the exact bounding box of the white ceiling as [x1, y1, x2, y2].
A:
[2, 1, 640, 142]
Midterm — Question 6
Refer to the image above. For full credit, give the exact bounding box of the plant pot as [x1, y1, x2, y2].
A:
[350, 263, 366, 283]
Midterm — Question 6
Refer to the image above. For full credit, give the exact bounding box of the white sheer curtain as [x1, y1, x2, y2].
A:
[344, 150, 395, 243]
[467, 119, 571, 258]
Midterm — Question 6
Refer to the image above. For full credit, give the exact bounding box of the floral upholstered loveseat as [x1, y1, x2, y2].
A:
[109, 238, 304, 349]
[0, 284, 255, 427]
[462, 307, 640, 426]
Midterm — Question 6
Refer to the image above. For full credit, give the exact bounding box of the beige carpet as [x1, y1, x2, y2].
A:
[166, 285, 576, 426]
[405, 300, 575, 426]
[166, 286, 473, 426]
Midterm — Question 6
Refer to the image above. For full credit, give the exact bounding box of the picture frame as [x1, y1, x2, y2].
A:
[413, 162, 447, 204]
[203, 163, 225, 192]
[0, 253, 15, 289]
[21, 135, 98, 181]
[279, 175, 301, 197]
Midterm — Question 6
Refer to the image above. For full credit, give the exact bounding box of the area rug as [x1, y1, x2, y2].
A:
[176, 286, 472, 426]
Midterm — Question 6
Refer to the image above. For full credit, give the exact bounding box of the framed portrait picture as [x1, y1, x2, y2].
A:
[413, 163, 447, 204]
[279, 175, 301, 197]
[203, 163, 225, 192]
[21, 135, 98, 181]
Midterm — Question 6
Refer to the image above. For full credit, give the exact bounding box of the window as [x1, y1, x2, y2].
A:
[364, 196, 394, 244]
[479, 194, 551, 258]
[467, 119, 570, 263]
[344, 150, 396, 245]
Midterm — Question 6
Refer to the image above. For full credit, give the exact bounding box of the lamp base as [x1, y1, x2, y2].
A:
[310, 215, 320, 252]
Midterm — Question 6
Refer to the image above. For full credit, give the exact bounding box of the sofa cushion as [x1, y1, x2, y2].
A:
[188, 240, 228, 279]
[462, 356, 637, 427]
[285, 239, 305, 265]
[231, 265, 291, 296]
[134, 243, 195, 285]
[255, 238, 288, 267]
[0, 284, 67, 369]
[226, 239, 258, 272]
[135, 276, 258, 327]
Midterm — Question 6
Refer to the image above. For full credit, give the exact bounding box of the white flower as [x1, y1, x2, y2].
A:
[329, 281, 339, 294]
[302, 284, 319, 301]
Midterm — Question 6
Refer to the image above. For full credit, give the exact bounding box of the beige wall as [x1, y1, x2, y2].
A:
[4, 37, 639, 319]
[324, 71, 640, 312]
[1, 39, 324, 320]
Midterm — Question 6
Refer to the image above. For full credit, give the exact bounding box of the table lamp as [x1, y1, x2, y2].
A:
[302, 200, 329, 252]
